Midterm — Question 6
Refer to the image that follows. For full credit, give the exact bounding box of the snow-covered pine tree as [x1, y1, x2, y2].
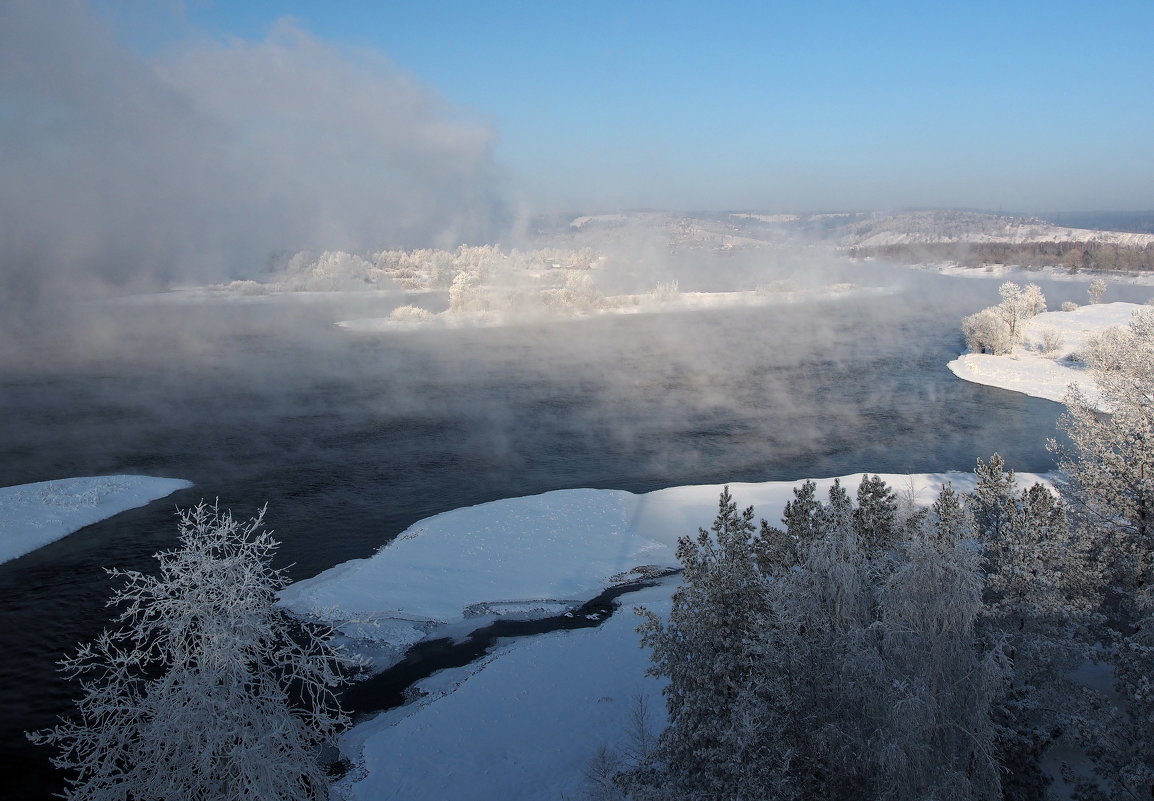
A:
[757, 478, 825, 573]
[872, 484, 1006, 801]
[779, 482, 885, 799]
[968, 459, 1100, 801]
[854, 473, 900, 554]
[623, 488, 793, 801]
[29, 503, 353, 801]
[1049, 307, 1154, 589]
[1047, 308, 1154, 799]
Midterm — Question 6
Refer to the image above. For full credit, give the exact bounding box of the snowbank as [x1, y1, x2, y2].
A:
[947, 302, 1145, 407]
[333, 582, 674, 801]
[0, 475, 193, 564]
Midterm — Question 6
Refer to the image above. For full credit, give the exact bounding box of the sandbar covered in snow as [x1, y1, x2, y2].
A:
[947, 302, 1145, 407]
[0, 475, 192, 564]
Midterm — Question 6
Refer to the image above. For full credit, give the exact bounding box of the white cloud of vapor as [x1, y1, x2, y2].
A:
[0, 1, 507, 307]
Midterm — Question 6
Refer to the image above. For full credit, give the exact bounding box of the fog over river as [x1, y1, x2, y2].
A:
[2, 262, 1144, 799]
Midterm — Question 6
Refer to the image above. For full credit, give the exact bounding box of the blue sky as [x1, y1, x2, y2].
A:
[57, 0, 1154, 213]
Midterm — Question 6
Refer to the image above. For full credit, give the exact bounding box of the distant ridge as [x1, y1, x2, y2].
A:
[1038, 211, 1154, 236]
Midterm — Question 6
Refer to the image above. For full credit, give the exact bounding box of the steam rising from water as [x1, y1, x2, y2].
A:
[0, 1, 507, 312]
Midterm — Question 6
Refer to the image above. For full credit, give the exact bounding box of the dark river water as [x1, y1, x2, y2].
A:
[0, 264, 1141, 798]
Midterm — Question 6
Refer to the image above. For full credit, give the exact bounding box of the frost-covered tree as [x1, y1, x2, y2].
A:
[854, 473, 900, 554]
[963, 307, 1014, 354]
[1049, 308, 1154, 586]
[1087, 278, 1108, 304]
[448, 268, 486, 312]
[624, 488, 792, 800]
[962, 283, 1046, 354]
[872, 488, 1007, 801]
[997, 282, 1046, 342]
[29, 503, 352, 801]
[754, 479, 823, 574]
[1047, 309, 1154, 799]
[624, 479, 1021, 801]
[967, 459, 1100, 800]
[780, 489, 882, 799]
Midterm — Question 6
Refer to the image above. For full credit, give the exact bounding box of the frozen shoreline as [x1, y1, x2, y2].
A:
[947, 302, 1145, 408]
[337, 285, 890, 333]
[905, 262, 1154, 286]
[280, 473, 1014, 659]
[0, 475, 193, 564]
[297, 470, 1054, 800]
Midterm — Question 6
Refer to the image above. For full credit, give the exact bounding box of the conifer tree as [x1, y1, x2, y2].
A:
[854, 473, 900, 554]
[873, 485, 1006, 801]
[625, 488, 791, 800]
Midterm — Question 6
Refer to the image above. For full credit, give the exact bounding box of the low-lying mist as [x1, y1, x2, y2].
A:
[0, 1, 508, 318]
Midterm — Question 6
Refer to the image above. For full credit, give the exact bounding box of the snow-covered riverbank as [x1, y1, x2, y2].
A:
[0, 476, 192, 564]
[285, 471, 1053, 800]
[907, 262, 1154, 286]
[947, 302, 1145, 407]
[336, 285, 889, 333]
[279, 473, 1017, 662]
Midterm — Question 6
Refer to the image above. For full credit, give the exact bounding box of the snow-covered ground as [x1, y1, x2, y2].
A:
[336, 285, 887, 333]
[909, 262, 1154, 287]
[283, 471, 1054, 800]
[947, 302, 1145, 407]
[0, 475, 192, 564]
[331, 581, 675, 801]
[280, 473, 1046, 659]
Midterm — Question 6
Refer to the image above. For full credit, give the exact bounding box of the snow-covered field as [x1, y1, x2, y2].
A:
[0, 475, 192, 564]
[947, 302, 1145, 407]
[283, 471, 1053, 800]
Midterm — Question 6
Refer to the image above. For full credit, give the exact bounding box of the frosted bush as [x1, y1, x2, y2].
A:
[1038, 328, 1065, 357]
[651, 280, 680, 302]
[389, 304, 433, 322]
[1061, 301, 1079, 312]
[962, 308, 1013, 354]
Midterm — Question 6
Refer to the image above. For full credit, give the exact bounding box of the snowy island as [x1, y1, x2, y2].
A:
[947, 301, 1147, 408]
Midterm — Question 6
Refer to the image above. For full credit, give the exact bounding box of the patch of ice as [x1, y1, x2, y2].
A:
[0, 475, 193, 564]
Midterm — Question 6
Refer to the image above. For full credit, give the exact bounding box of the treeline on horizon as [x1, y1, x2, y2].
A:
[849, 240, 1154, 272]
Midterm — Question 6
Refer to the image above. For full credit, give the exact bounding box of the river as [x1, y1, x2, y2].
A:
[0, 263, 1141, 799]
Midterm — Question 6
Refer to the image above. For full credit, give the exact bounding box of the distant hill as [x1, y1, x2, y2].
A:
[543, 209, 1154, 272]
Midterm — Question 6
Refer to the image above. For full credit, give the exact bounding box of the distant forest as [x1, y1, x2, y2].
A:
[849, 240, 1154, 272]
